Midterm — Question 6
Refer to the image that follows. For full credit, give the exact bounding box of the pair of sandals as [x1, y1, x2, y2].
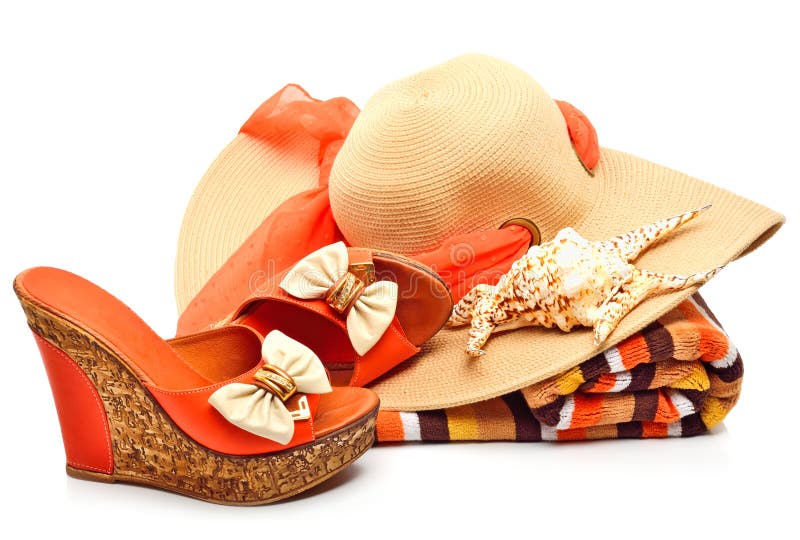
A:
[15, 242, 452, 504]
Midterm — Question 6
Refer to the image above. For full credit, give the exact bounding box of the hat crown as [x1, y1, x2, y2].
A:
[329, 54, 594, 255]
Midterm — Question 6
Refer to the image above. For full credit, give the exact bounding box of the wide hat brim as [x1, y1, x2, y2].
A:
[175, 132, 322, 313]
[370, 146, 783, 410]
[175, 85, 360, 314]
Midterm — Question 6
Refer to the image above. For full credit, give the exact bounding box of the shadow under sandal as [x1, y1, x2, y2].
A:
[14, 267, 379, 505]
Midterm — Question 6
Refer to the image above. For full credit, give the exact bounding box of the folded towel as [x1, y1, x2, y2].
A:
[376, 294, 741, 442]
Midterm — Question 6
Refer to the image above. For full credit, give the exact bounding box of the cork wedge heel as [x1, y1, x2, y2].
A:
[14, 267, 378, 505]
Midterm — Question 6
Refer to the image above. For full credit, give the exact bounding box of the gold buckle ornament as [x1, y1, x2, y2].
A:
[325, 271, 365, 314]
[252, 364, 298, 402]
[348, 262, 376, 285]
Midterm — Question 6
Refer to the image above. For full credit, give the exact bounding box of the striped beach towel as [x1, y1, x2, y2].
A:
[376, 294, 742, 442]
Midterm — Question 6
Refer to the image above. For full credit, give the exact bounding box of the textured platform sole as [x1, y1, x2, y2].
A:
[19, 294, 376, 505]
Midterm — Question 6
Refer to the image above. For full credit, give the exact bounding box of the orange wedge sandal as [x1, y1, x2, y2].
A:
[14, 267, 378, 505]
[201, 242, 454, 387]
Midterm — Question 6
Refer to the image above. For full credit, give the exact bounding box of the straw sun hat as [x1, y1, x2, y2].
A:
[176, 54, 783, 411]
[175, 85, 357, 312]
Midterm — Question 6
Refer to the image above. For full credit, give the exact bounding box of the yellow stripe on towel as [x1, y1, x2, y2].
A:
[446, 404, 479, 440]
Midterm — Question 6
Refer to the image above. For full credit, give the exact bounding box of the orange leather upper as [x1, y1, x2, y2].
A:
[146, 371, 321, 455]
[350, 318, 419, 387]
[239, 291, 421, 388]
[231, 246, 453, 385]
[18, 267, 377, 456]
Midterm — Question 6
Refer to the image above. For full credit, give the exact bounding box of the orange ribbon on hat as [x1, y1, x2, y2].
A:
[176, 86, 599, 337]
[556, 100, 599, 171]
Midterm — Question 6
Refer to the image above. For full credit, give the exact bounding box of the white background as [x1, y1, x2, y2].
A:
[1, 1, 797, 537]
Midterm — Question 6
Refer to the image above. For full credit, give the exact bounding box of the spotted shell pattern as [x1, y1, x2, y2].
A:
[448, 206, 723, 356]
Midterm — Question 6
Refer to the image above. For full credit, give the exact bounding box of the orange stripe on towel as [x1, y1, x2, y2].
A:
[558, 427, 588, 441]
[588, 373, 619, 393]
[570, 393, 604, 428]
[654, 391, 681, 424]
[677, 302, 729, 362]
[617, 334, 651, 370]
[641, 422, 669, 438]
[376, 410, 404, 442]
